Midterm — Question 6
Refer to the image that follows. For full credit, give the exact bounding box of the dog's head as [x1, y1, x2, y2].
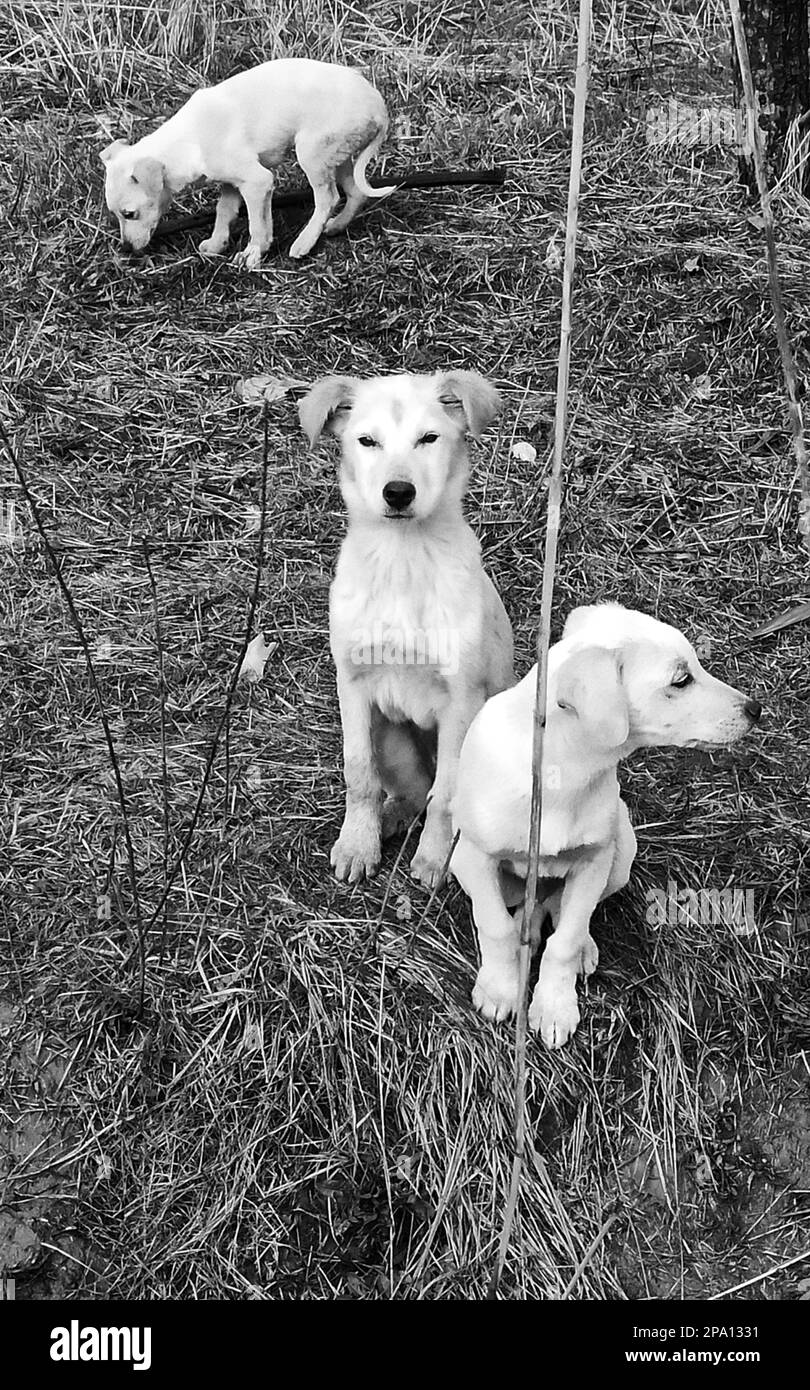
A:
[298, 371, 500, 524]
[100, 140, 172, 251]
[553, 603, 762, 753]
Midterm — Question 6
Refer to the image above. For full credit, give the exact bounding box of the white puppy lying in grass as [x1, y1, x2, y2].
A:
[451, 603, 763, 1048]
[101, 59, 395, 267]
[299, 371, 514, 889]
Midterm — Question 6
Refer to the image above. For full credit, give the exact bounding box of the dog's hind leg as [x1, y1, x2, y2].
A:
[412, 689, 485, 890]
[601, 798, 637, 901]
[372, 715, 434, 842]
[324, 160, 368, 236]
[529, 884, 596, 975]
[289, 136, 341, 259]
[504, 874, 565, 948]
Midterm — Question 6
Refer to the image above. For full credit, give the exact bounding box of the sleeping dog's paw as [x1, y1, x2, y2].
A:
[473, 965, 519, 1022]
[331, 826, 381, 884]
[528, 980, 580, 1049]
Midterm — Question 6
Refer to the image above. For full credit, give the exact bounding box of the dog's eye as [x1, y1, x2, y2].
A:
[418, 432, 439, 446]
[121, 210, 139, 221]
[357, 435, 378, 448]
[671, 671, 694, 688]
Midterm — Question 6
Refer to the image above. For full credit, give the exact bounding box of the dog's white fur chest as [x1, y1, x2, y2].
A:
[330, 522, 487, 728]
[464, 765, 621, 863]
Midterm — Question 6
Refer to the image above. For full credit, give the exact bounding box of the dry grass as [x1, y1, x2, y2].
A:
[1, 0, 809, 1300]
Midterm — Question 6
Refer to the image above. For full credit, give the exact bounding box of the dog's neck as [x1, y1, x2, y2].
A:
[342, 499, 474, 553]
[543, 721, 623, 797]
[137, 119, 205, 191]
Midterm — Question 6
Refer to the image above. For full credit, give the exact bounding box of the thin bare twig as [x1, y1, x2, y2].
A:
[142, 538, 171, 961]
[709, 1245, 810, 1299]
[153, 167, 507, 242]
[488, 0, 592, 1300]
[133, 406, 271, 945]
[0, 416, 147, 1008]
[560, 1213, 618, 1299]
[729, 0, 810, 559]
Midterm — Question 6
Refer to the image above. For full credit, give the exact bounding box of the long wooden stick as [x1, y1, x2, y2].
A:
[729, 0, 810, 558]
[154, 166, 506, 242]
[487, 0, 592, 1300]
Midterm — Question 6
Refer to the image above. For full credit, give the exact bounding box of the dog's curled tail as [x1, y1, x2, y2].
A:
[351, 126, 398, 200]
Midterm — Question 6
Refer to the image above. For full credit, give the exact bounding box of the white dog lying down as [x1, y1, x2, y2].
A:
[450, 604, 762, 1048]
[101, 59, 395, 267]
[299, 371, 514, 889]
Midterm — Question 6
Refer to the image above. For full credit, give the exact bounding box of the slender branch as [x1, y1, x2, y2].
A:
[560, 1213, 617, 1299]
[133, 407, 271, 943]
[153, 167, 506, 241]
[729, 0, 810, 559]
[142, 538, 171, 961]
[0, 418, 147, 1007]
[488, 0, 592, 1299]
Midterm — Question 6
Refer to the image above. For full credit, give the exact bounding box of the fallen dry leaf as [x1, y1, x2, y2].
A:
[749, 601, 810, 641]
[545, 235, 562, 271]
[239, 633, 276, 683]
[236, 373, 301, 406]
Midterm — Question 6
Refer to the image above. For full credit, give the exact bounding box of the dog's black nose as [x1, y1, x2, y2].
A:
[383, 481, 416, 511]
[744, 698, 763, 722]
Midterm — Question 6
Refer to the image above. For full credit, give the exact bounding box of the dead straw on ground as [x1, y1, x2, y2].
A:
[0, 0, 809, 1300]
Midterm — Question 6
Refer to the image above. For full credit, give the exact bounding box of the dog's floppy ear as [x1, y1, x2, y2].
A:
[436, 370, 501, 439]
[100, 139, 129, 165]
[555, 646, 629, 749]
[298, 376, 357, 446]
[130, 155, 166, 194]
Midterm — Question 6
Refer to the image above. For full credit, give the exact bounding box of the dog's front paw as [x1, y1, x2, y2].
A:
[233, 243, 265, 271]
[409, 849, 444, 890]
[528, 980, 580, 1049]
[579, 934, 599, 977]
[473, 964, 520, 1022]
[199, 237, 226, 257]
[331, 827, 381, 884]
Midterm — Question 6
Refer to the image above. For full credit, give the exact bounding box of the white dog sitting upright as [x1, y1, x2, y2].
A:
[101, 59, 395, 267]
[299, 371, 514, 889]
[451, 603, 762, 1048]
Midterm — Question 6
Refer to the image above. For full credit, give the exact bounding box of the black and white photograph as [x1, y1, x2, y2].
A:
[1, 0, 808, 1346]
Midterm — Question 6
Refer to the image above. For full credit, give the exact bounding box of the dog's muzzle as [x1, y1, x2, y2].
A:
[743, 698, 762, 723]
